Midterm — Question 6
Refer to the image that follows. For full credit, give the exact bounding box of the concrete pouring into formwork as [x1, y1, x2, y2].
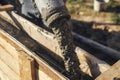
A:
[0, 0, 120, 80]
[3, 10, 120, 80]
[50, 18, 82, 79]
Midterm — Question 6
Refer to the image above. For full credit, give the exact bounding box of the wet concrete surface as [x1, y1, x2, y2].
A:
[50, 18, 82, 79]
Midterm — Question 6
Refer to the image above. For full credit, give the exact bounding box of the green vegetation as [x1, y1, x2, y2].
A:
[67, 0, 120, 24]
[106, 0, 120, 9]
[66, 0, 91, 15]
[106, 0, 120, 24]
[68, 0, 86, 3]
[111, 13, 120, 24]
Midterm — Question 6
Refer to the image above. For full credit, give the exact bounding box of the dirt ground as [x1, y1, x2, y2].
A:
[72, 20, 120, 51]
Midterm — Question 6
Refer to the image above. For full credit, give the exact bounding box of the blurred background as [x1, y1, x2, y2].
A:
[66, 0, 120, 51]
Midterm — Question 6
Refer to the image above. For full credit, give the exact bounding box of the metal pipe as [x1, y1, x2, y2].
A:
[73, 32, 120, 60]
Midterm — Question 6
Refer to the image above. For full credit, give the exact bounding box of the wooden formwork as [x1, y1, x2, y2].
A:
[0, 11, 119, 80]
[0, 28, 68, 80]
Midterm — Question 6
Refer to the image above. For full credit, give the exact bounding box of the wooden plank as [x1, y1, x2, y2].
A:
[0, 11, 17, 28]
[0, 27, 68, 80]
[0, 45, 19, 75]
[0, 59, 19, 80]
[11, 11, 62, 57]
[0, 33, 19, 60]
[0, 20, 35, 80]
[19, 51, 35, 80]
[36, 57, 68, 80]
[0, 4, 14, 11]
[96, 60, 120, 80]
[0, 11, 111, 77]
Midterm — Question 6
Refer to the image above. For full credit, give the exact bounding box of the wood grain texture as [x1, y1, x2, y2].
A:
[0, 69, 10, 80]
[0, 32, 19, 61]
[96, 60, 120, 80]
[0, 46, 19, 75]
[0, 59, 19, 80]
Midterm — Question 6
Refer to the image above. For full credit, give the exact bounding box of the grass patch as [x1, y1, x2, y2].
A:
[106, 0, 120, 9]
[111, 13, 120, 24]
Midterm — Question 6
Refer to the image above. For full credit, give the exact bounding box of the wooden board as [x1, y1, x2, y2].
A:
[0, 32, 19, 60]
[96, 60, 120, 80]
[19, 51, 35, 80]
[36, 57, 67, 80]
[0, 4, 14, 11]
